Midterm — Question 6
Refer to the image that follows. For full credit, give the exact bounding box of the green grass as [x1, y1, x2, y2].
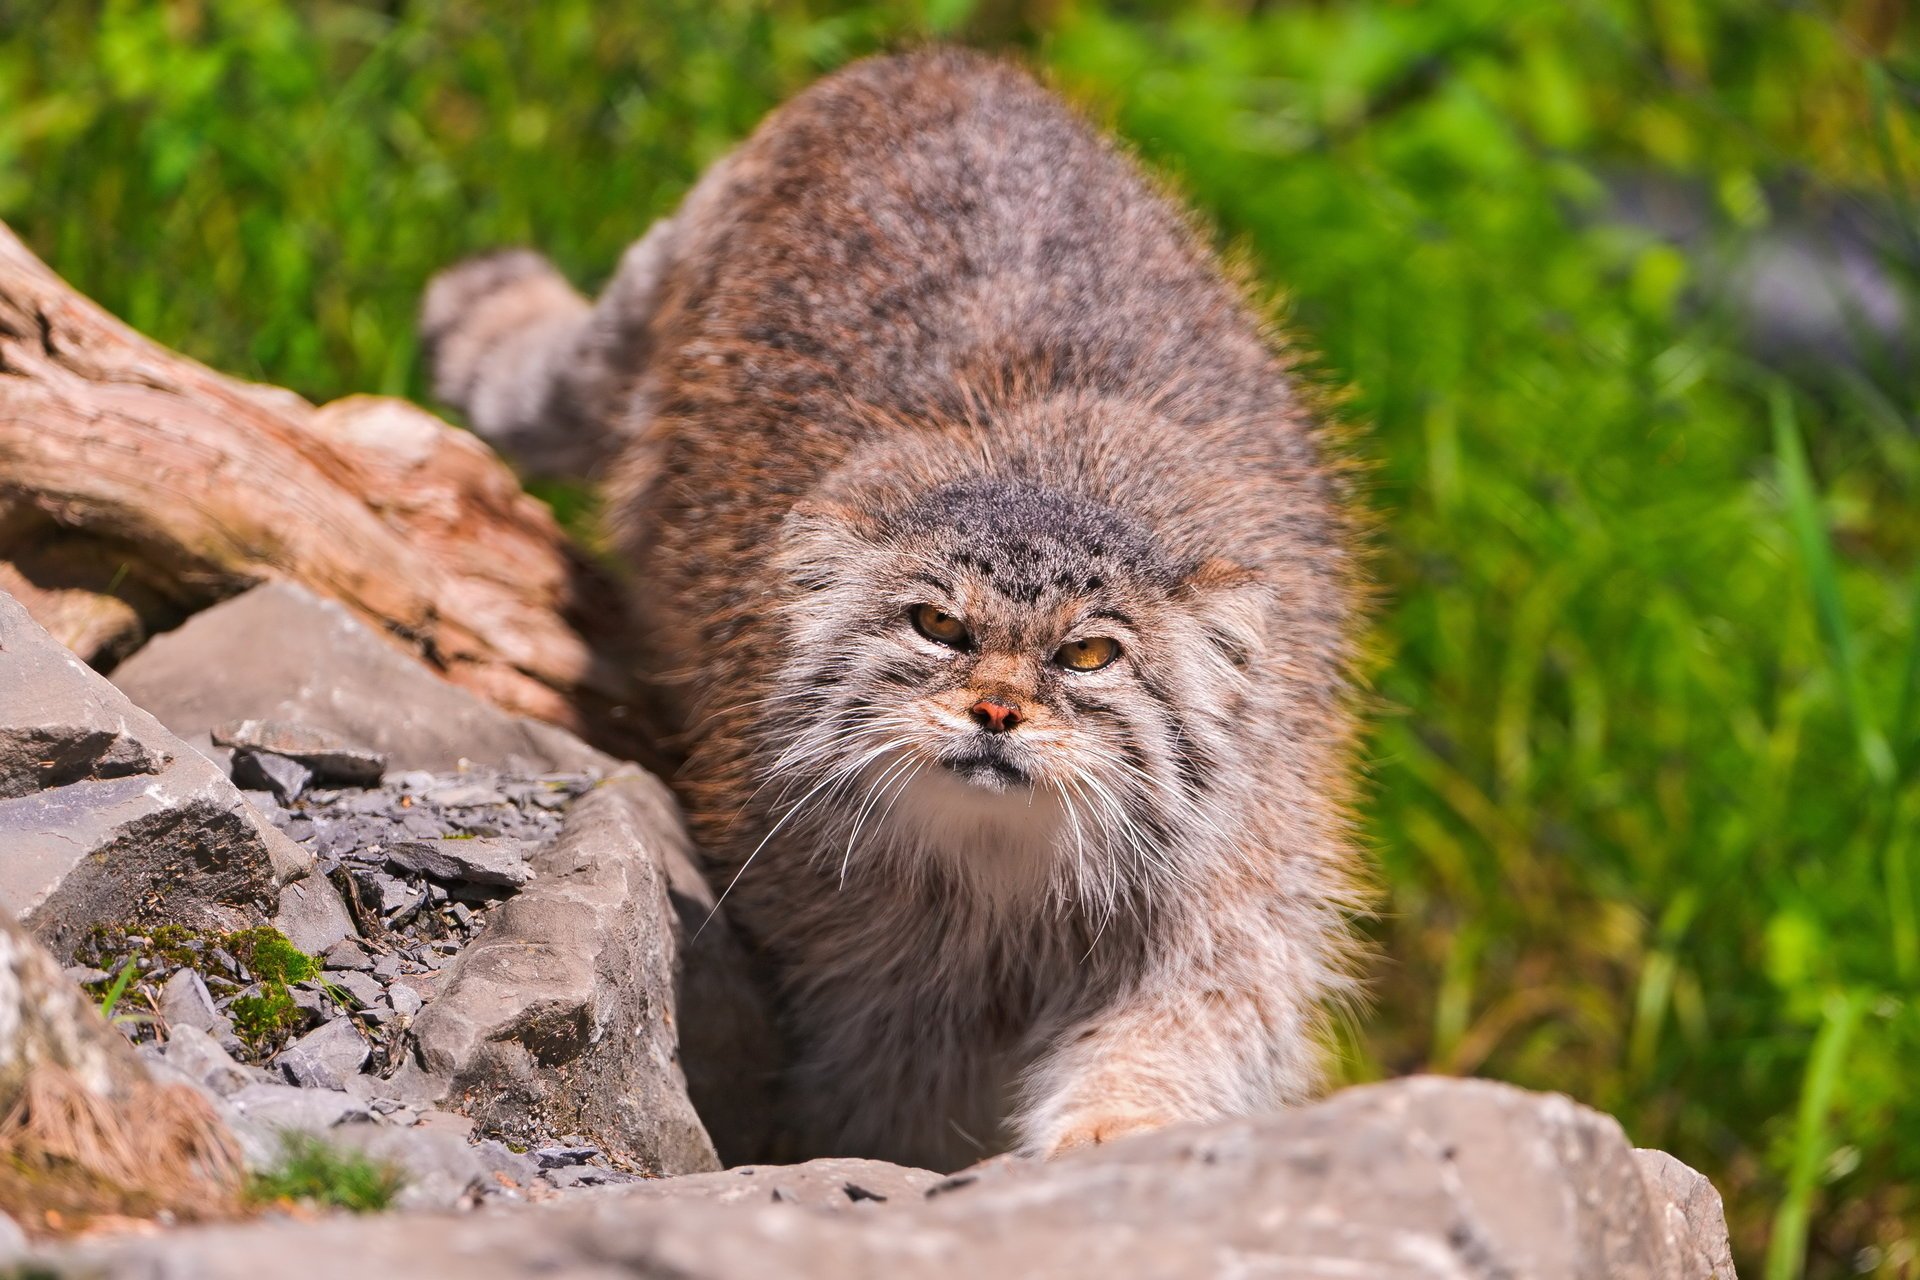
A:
[4, 1, 1917, 1273]
[246, 1134, 403, 1214]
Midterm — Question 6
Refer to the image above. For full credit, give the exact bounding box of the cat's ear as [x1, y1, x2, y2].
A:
[784, 498, 886, 538]
[1177, 558, 1272, 671]
[776, 498, 887, 593]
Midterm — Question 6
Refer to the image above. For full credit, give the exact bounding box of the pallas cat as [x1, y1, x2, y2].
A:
[423, 47, 1364, 1172]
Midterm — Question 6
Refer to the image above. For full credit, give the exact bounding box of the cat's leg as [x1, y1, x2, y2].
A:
[1014, 910, 1345, 1156]
[419, 215, 679, 478]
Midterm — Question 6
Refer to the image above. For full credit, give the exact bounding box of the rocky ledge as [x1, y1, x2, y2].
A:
[0, 579, 1736, 1278]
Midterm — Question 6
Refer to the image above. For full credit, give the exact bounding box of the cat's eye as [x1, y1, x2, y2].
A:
[1055, 636, 1120, 672]
[910, 604, 970, 648]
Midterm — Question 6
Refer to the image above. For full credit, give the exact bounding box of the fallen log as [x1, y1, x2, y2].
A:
[0, 222, 644, 760]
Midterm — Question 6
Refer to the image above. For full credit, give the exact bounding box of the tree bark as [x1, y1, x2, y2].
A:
[0, 221, 643, 759]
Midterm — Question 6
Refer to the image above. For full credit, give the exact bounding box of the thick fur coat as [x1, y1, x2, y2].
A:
[423, 47, 1365, 1171]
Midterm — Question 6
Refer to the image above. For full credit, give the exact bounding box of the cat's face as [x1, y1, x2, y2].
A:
[765, 477, 1266, 905]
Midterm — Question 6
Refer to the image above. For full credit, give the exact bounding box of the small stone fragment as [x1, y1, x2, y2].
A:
[324, 939, 374, 971]
[212, 718, 387, 787]
[533, 1145, 599, 1169]
[387, 837, 533, 888]
[388, 983, 423, 1018]
[160, 967, 233, 1039]
[231, 748, 312, 806]
[275, 1017, 370, 1090]
[274, 874, 356, 956]
[326, 970, 386, 1010]
[162, 1024, 268, 1097]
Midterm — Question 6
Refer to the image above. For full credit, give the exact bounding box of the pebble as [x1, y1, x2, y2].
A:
[534, 1145, 600, 1169]
[324, 939, 375, 972]
[388, 983, 423, 1018]
[160, 967, 232, 1038]
[275, 1018, 370, 1090]
[231, 748, 312, 805]
[387, 837, 534, 889]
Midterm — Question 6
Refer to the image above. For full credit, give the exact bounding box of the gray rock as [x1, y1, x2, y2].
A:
[230, 748, 312, 805]
[0, 591, 305, 958]
[544, 1164, 638, 1190]
[161, 1025, 272, 1097]
[323, 939, 374, 971]
[213, 719, 386, 787]
[323, 969, 385, 1010]
[615, 1158, 943, 1211]
[408, 769, 724, 1174]
[472, 1139, 541, 1194]
[274, 1018, 369, 1090]
[160, 967, 233, 1040]
[225, 1082, 373, 1169]
[111, 582, 614, 776]
[533, 1144, 599, 1169]
[25, 1079, 1739, 1280]
[1636, 1148, 1738, 1280]
[386, 836, 533, 888]
[329, 1124, 486, 1213]
[274, 874, 356, 956]
[387, 983, 423, 1018]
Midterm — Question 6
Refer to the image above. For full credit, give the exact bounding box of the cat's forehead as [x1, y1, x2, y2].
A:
[889, 477, 1173, 606]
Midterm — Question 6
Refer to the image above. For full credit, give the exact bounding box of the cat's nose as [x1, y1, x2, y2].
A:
[969, 698, 1024, 733]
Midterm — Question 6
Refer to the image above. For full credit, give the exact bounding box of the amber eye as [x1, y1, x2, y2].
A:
[1054, 636, 1120, 672]
[910, 604, 970, 648]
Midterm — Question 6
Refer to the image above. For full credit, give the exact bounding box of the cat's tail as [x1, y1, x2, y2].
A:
[418, 218, 678, 479]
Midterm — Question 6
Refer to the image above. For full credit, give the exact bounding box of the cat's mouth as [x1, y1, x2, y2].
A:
[940, 748, 1032, 792]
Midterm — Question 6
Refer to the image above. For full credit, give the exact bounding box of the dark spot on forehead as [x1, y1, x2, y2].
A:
[891, 477, 1171, 603]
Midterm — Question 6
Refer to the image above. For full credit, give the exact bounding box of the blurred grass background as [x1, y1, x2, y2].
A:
[2, 0, 1917, 1273]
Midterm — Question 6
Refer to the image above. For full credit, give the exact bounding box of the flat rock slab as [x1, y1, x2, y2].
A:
[31, 1078, 1736, 1280]
[386, 837, 533, 889]
[0, 590, 301, 958]
[113, 582, 614, 776]
[214, 719, 386, 787]
[408, 769, 722, 1175]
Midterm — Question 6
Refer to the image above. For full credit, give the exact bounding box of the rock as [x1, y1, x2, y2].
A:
[1635, 1148, 1738, 1280]
[533, 1144, 599, 1169]
[322, 939, 374, 972]
[329, 1124, 486, 1212]
[213, 719, 386, 787]
[161, 1025, 270, 1098]
[22, 1078, 1738, 1279]
[387, 983, 423, 1018]
[323, 970, 385, 1010]
[112, 582, 615, 776]
[274, 874, 356, 956]
[408, 769, 724, 1175]
[160, 967, 234, 1040]
[230, 747, 313, 805]
[386, 836, 534, 888]
[616, 1158, 945, 1211]
[224, 1082, 373, 1169]
[0, 591, 307, 957]
[274, 1018, 369, 1090]
[472, 1139, 541, 1193]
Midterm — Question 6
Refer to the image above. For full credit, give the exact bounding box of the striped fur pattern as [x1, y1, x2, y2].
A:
[423, 47, 1366, 1172]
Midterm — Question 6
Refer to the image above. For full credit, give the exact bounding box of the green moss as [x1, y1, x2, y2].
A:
[245, 1134, 402, 1213]
[224, 927, 318, 986]
[228, 988, 301, 1053]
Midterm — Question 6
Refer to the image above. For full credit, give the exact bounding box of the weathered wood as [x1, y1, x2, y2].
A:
[0, 221, 640, 755]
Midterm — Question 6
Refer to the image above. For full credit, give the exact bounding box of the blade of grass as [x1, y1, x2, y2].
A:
[1770, 384, 1895, 786]
[1765, 990, 1866, 1280]
[96, 957, 136, 1021]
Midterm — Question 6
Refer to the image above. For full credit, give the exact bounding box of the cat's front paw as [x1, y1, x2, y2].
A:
[1041, 1108, 1172, 1158]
